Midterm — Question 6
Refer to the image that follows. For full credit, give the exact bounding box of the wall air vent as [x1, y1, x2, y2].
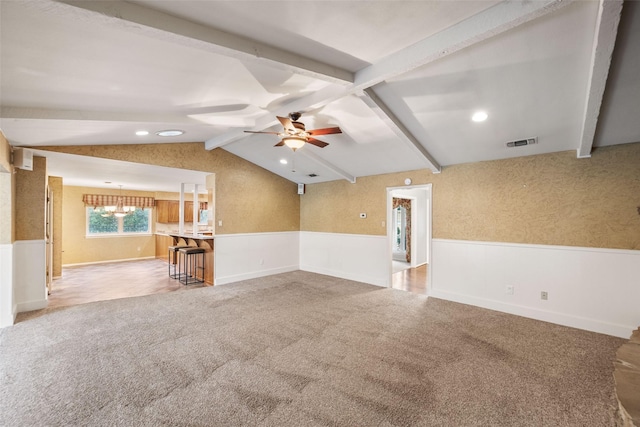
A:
[506, 137, 537, 148]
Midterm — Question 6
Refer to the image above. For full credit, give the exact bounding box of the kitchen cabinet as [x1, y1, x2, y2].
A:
[155, 234, 174, 260]
[156, 200, 195, 223]
[185, 201, 194, 222]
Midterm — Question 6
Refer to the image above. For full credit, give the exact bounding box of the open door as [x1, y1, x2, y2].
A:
[387, 184, 432, 292]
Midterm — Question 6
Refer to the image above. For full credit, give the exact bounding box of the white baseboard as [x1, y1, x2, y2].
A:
[17, 299, 47, 313]
[216, 265, 299, 286]
[0, 243, 15, 327]
[431, 239, 640, 338]
[430, 289, 631, 338]
[63, 256, 156, 268]
[14, 240, 47, 315]
[300, 231, 389, 287]
[300, 264, 388, 287]
[215, 232, 299, 285]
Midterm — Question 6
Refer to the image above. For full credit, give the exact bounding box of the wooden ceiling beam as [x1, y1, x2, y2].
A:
[577, 0, 624, 158]
[210, 0, 574, 172]
[359, 88, 441, 174]
[0, 106, 199, 125]
[353, 0, 573, 90]
[34, 0, 353, 85]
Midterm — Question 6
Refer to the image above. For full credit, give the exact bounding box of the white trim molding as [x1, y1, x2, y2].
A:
[0, 243, 16, 327]
[300, 231, 389, 287]
[430, 238, 640, 338]
[13, 240, 48, 313]
[214, 232, 299, 285]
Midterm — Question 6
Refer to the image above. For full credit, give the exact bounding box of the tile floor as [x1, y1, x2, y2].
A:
[47, 258, 204, 309]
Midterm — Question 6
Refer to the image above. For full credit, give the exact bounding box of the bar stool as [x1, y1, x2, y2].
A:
[178, 247, 206, 285]
[168, 245, 195, 279]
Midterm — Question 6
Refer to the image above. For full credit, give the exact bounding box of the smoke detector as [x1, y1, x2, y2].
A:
[506, 137, 537, 148]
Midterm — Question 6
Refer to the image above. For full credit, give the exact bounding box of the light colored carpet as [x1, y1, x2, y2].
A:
[0, 271, 624, 426]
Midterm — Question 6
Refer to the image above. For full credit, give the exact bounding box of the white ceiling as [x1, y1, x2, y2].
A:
[1, 0, 638, 190]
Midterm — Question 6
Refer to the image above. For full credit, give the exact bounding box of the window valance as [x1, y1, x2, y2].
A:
[82, 194, 155, 209]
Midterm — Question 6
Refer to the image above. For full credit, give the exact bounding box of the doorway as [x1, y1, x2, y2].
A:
[386, 184, 432, 294]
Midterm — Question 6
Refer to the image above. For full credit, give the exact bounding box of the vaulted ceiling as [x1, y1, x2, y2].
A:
[1, 0, 638, 189]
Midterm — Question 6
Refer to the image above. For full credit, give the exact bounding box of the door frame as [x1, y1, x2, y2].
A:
[386, 183, 432, 292]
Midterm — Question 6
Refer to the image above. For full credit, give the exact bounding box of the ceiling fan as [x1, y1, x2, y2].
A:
[244, 112, 342, 151]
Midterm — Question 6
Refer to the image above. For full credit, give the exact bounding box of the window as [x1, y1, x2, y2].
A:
[87, 207, 152, 236]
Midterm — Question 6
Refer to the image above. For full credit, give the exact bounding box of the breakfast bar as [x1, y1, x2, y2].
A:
[157, 232, 214, 285]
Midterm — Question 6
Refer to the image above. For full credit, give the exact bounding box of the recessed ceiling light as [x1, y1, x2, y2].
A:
[135, 130, 149, 136]
[156, 129, 185, 137]
[472, 111, 488, 122]
[280, 159, 288, 164]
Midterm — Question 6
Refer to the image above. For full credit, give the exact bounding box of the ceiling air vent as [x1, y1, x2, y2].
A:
[308, 173, 318, 177]
[506, 137, 537, 148]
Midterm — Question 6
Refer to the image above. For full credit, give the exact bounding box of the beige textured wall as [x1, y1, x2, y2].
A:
[15, 156, 47, 241]
[0, 132, 14, 244]
[39, 143, 300, 234]
[302, 143, 640, 250]
[62, 186, 157, 265]
[48, 176, 63, 277]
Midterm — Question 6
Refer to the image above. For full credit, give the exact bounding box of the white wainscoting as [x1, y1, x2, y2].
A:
[300, 231, 389, 287]
[214, 232, 299, 285]
[13, 240, 47, 313]
[0, 243, 15, 327]
[431, 239, 640, 338]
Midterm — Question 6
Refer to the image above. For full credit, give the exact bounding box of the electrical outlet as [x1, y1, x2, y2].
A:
[506, 285, 514, 295]
[541, 291, 548, 300]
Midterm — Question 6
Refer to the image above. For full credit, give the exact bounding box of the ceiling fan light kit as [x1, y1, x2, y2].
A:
[282, 136, 306, 151]
[245, 112, 342, 152]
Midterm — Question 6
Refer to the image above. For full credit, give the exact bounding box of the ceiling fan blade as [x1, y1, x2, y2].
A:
[307, 137, 329, 148]
[277, 116, 295, 132]
[307, 126, 342, 136]
[244, 130, 281, 135]
[274, 140, 285, 147]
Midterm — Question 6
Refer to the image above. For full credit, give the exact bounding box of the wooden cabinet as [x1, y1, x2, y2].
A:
[155, 234, 174, 260]
[156, 200, 179, 223]
[184, 201, 194, 222]
[156, 200, 194, 223]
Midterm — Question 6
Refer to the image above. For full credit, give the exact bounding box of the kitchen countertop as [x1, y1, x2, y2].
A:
[156, 232, 214, 240]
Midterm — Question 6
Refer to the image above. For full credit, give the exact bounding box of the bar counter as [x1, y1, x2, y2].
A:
[156, 233, 214, 285]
